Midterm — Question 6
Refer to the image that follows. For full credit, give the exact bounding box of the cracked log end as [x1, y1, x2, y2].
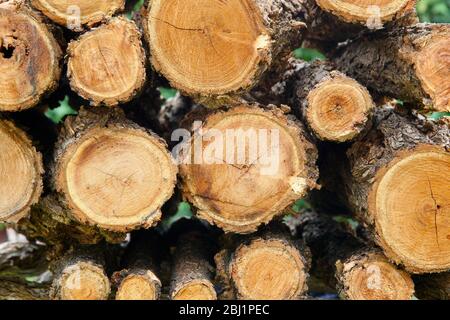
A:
[369, 145, 450, 273]
[172, 280, 217, 300]
[180, 105, 318, 234]
[54, 262, 110, 300]
[339, 251, 414, 300]
[55, 126, 177, 232]
[0, 119, 43, 223]
[230, 238, 309, 300]
[306, 75, 374, 142]
[31, 0, 125, 30]
[0, 4, 62, 111]
[414, 34, 450, 111]
[146, 0, 271, 101]
[316, 0, 415, 25]
[116, 273, 160, 300]
[67, 18, 146, 106]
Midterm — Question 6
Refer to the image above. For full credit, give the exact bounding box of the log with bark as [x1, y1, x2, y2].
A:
[168, 219, 217, 300]
[269, 59, 375, 142]
[0, 1, 62, 111]
[0, 118, 43, 223]
[324, 106, 450, 273]
[178, 104, 319, 233]
[67, 17, 146, 106]
[333, 23, 450, 112]
[143, 0, 417, 106]
[50, 246, 111, 300]
[30, 0, 125, 31]
[112, 230, 162, 300]
[296, 211, 414, 300]
[215, 225, 310, 300]
[47, 107, 177, 233]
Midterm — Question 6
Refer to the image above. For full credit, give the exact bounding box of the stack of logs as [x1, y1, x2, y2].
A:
[0, 0, 449, 300]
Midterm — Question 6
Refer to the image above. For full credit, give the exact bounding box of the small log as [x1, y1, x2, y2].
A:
[112, 231, 162, 300]
[30, 0, 125, 31]
[297, 211, 414, 300]
[0, 1, 62, 111]
[179, 104, 319, 233]
[0, 118, 43, 223]
[215, 225, 310, 300]
[169, 219, 217, 300]
[333, 23, 450, 111]
[67, 17, 146, 106]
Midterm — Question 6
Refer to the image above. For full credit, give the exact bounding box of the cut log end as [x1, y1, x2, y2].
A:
[67, 18, 146, 106]
[316, 0, 414, 24]
[339, 251, 414, 300]
[306, 75, 374, 142]
[415, 35, 450, 111]
[146, 0, 271, 99]
[180, 105, 318, 234]
[172, 280, 217, 300]
[230, 238, 308, 300]
[31, 0, 125, 30]
[116, 273, 160, 300]
[0, 120, 43, 223]
[56, 127, 177, 232]
[0, 4, 61, 111]
[56, 262, 110, 300]
[370, 145, 450, 273]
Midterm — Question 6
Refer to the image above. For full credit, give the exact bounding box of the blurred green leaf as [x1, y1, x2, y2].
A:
[160, 201, 193, 232]
[0, 223, 5, 231]
[293, 48, 326, 62]
[44, 96, 77, 124]
[126, 0, 145, 19]
[158, 87, 178, 100]
[292, 199, 312, 212]
[417, 0, 450, 22]
[427, 111, 450, 120]
[333, 216, 359, 231]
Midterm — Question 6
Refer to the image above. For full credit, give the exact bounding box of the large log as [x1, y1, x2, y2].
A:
[67, 17, 146, 106]
[215, 225, 310, 300]
[0, 118, 43, 223]
[330, 106, 450, 273]
[49, 107, 178, 233]
[297, 211, 414, 300]
[333, 23, 450, 112]
[112, 231, 162, 300]
[179, 104, 319, 233]
[143, 0, 416, 106]
[30, 0, 125, 31]
[0, 1, 62, 111]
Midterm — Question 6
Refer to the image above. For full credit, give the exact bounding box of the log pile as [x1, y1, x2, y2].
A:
[0, 0, 449, 300]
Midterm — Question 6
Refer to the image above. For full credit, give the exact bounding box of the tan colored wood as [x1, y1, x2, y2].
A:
[0, 2, 62, 111]
[67, 17, 146, 106]
[0, 119, 43, 223]
[172, 280, 217, 300]
[180, 105, 318, 233]
[116, 273, 160, 300]
[31, 0, 124, 30]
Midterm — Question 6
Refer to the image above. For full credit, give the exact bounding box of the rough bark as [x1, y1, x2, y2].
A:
[0, 117, 43, 223]
[328, 106, 450, 273]
[215, 225, 310, 300]
[0, 1, 62, 112]
[49, 107, 178, 233]
[333, 23, 450, 112]
[296, 210, 414, 300]
[270, 59, 375, 142]
[67, 17, 146, 106]
[50, 246, 111, 300]
[179, 104, 319, 233]
[169, 219, 217, 300]
[112, 230, 162, 300]
[414, 273, 450, 300]
[30, 0, 125, 31]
